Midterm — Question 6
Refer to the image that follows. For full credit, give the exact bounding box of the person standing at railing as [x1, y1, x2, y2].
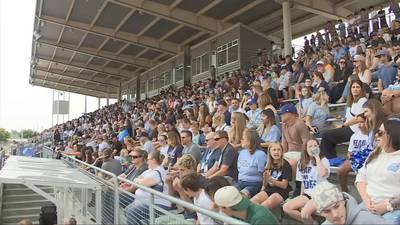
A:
[125, 151, 171, 225]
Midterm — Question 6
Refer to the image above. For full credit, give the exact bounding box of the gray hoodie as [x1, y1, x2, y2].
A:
[322, 193, 393, 225]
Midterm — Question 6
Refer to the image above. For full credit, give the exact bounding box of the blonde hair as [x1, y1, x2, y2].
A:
[120, 148, 129, 157]
[228, 112, 247, 145]
[176, 154, 197, 169]
[212, 113, 225, 128]
[313, 91, 329, 106]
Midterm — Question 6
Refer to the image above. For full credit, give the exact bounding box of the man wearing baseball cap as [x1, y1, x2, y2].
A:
[246, 98, 262, 129]
[311, 181, 389, 225]
[214, 186, 279, 225]
[375, 49, 397, 92]
[279, 103, 310, 196]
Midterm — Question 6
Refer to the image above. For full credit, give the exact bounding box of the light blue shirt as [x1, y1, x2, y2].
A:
[306, 102, 329, 130]
[237, 149, 267, 182]
[246, 108, 262, 128]
[257, 124, 281, 142]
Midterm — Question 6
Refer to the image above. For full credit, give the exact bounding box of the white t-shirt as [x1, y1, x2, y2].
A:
[135, 166, 171, 207]
[296, 158, 330, 195]
[345, 97, 367, 133]
[356, 150, 400, 202]
[194, 190, 215, 225]
[348, 131, 369, 153]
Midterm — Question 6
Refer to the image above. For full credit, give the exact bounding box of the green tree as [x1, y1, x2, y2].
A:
[0, 128, 10, 142]
[20, 129, 38, 139]
[10, 130, 20, 139]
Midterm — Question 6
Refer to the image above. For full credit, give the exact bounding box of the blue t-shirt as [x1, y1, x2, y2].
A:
[237, 149, 267, 182]
[257, 124, 281, 142]
[306, 102, 329, 130]
[378, 63, 397, 89]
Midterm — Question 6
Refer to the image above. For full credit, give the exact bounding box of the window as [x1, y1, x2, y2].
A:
[201, 53, 209, 72]
[217, 39, 238, 66]
[165, 70, 172, 85]
[175, 65, 184, 82]
[140, 80, 146, 93]
[217, 45, 227, 66]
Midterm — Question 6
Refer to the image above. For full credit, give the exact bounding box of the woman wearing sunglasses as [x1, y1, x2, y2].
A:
[330, 57, 352, 103]
[355, 116, 400, 225]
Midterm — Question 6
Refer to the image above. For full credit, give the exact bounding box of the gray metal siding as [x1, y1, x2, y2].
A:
[239, 26, 271, 70]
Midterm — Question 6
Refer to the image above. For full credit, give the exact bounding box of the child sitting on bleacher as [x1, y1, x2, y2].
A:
[337, 117, 370, 192]
[251, 142, 292, 210]
[283, 139, 330, 224]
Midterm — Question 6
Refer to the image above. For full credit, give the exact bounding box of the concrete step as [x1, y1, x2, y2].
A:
[4, 193, 50, 202]
[2, 207, 42, 217]
[3, 199, 51, 209]
[1, 214, 40, 224]
[3, 187, 53, 195]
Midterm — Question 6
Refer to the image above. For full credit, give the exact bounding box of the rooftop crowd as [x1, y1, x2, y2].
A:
[39, 3, 400, 225]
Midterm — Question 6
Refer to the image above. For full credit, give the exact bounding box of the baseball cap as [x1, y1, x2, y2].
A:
[311, 181, 344, 213]
[316, 60, 324, 65]
[214, 186, 242, 208]
[278, 103, 297, 115]
[375, 49, 389, 57]
[247, 98, 257, 105]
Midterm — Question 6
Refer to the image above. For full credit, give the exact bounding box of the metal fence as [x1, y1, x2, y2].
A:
[0, 148, 5, 170]
[41, 146, 248, 225]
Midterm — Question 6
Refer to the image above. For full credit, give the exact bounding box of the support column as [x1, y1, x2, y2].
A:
[98, 98, 100, 109]
[118, 81, 122, 102]
[282, 0, 292, 56]
[182, 45, 191, 86]
[136, 78, 141, 102]
[84, 95, 87, 113]
[106, 97, 109, 106]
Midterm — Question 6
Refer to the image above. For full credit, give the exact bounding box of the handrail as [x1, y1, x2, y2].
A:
[49, 147, 249, 225]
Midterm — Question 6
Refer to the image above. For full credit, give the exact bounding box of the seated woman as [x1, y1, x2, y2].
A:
[257, 109, 281, 148]
[297, 86, 313, 119]
[312, 71, 330, 95]
[166, 155, 197, 200]
[235, 129, 267, 198]
[355, 116, 400, 225]
[228, 112, 247, 149]
[212, 112, 230, 132]
[125, 151, 171, 225]
[251, 142, 292, 209]
[305, 90, 330, 136]
[162, 131, 183, 168]
[321, 79, 368, 159]
[283, 139, 330, 224]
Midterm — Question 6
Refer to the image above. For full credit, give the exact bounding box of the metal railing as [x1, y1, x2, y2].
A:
[42, 146, 249, 225]
[0, 148, 6, 170]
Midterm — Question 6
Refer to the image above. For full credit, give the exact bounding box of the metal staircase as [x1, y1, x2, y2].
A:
[0, 184, 53, 225]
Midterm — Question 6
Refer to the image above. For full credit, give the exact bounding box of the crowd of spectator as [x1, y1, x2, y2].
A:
[37, 3, 400, 225]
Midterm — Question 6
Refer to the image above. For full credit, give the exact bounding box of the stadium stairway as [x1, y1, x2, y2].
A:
[0, 184, 53, 225]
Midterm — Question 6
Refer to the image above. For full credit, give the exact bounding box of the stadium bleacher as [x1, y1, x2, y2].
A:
[2, 1, 400, 225]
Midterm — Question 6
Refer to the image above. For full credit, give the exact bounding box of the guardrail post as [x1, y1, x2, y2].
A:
[149, 193, 155, 225]
[114, 175, 119, 224]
